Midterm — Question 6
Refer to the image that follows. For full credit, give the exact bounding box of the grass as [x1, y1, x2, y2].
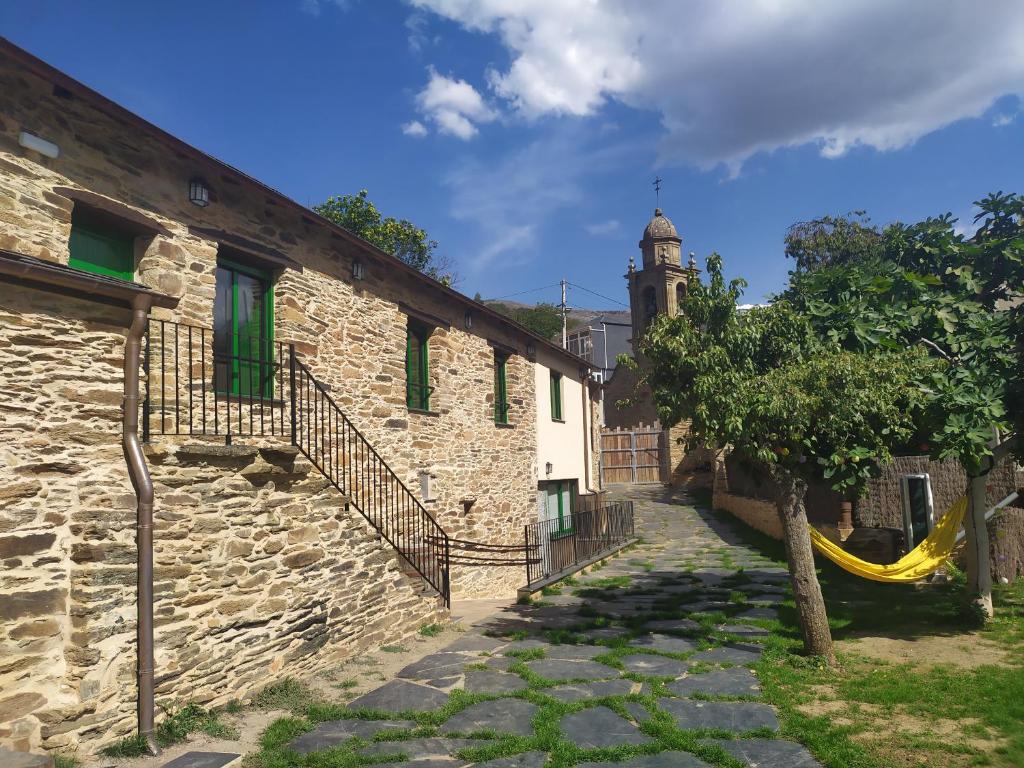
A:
[101, 702, 240, 757]
[419, 623, 444, 637]
[710, 506, 1024, 768]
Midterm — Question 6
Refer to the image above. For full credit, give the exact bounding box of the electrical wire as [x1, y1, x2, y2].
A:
[486, 283, 561, 301]
[567, 281, 629, 308]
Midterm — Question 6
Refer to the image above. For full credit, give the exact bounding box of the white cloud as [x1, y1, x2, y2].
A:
[444, 128, 638, 271]
[414, 68, 498, 139]
[402, 120, 428, 137]
[585, 220, 620, 236]
[405, 11, 435, 52]
[411, 0, 1024, 172]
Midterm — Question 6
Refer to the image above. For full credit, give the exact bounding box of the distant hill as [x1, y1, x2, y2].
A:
[481, 299, 631, 341]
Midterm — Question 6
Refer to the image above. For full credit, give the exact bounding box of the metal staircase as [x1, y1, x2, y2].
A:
[143, 319, 451, 606]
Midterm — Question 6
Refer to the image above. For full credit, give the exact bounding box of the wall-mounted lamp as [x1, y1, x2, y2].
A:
[352, 259, 365, 280]
[188, 178, 210, 207]
[545, 462, 553, 476]
[19, 131, 59, 159]
[526, 341, 537, 360]
[464, 309, 473, 329]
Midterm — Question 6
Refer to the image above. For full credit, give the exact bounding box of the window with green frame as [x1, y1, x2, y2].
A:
[213, 259, 275, 398]
[406, 320, 432, 410]
[545, 480, 575, 536]
[494, 351, 510, 424]
[550, 371, 563, 421]
[68, 208, 135, 280]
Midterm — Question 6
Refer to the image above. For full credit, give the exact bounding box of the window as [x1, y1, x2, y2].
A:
[494, 351, 510, 424]
[213, 259, 274, 397]
[406, 320, 432, 411]
[544, 480, 575, 535]
[675, 282, 686, 314]
[642, 286, 658, 324]
[68, 208, 135, 280]
[550, 371, 563, 421]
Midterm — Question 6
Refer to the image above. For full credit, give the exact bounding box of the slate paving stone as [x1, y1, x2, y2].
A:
[464, 670, 528, 694]
[738, 584, 787, 595]
[661, 700, 780, 733]
[398, 653, 477, 680]
[442, 699, 538, 737]
[544, 643, 607, 660]
[704, 738, 823, 767]
[546, 679, 635, 702]
[360, 738, 477, 761]
[577, 753, 710, 768]
[629, 633, 698, 654]
[502, 639, 549, 653]
[749, 594, 785, 605]
[668, 668, 761, 698]
[442, 635, 507, 653]
[527, 659, 618, 681]
[734, 607, 779, 621]
[681, 600, 732, 614]
[643, 618, 700, 632]
[426, 676, 463, 689]
[474, 752, 550, 768]
[160, 754, 241, 768]
[690, 643, 763, 665]
[716, 624, 770, 638]
[484, 656, 517, 670]
[618, 654, 690, 678]
[348, 680, 450, 712]
[388, 761, 468, 768]
[623, 701, 651, 722]
[559, 706, 654, 748]
[289, 719, 416, 754]
[583, 627, 631, 642]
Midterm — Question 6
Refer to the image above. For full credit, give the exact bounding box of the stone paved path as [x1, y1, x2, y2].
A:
[287, 486, 821, 767]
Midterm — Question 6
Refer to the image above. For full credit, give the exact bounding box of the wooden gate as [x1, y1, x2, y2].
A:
[600, 423, 666, 484]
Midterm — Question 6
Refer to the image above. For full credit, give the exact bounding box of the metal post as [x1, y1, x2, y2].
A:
[289, 343, 297, 447]
[443, 536, 451, 608]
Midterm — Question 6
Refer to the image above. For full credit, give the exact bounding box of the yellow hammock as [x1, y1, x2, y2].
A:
[809, 496, 967, 583]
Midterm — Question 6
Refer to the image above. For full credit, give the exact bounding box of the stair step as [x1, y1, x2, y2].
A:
[0, 748, 53, 768]
[160, 752, 242, 768]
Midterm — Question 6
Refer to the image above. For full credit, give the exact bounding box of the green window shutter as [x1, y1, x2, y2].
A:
[406, 321, 431, 410]
[68, 211, 134, 280]
[494, 352, 509, 423]
[213, 259, 274, 397]
[550, 372, 562, 420]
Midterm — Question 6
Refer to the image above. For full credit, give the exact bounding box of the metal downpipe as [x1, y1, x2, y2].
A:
[123, 295, 159, 756]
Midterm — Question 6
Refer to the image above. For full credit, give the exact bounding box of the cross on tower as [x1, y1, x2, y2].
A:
[653, 175, 662, 206]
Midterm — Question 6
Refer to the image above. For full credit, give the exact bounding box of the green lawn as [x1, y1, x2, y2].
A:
[722, 509, 1024, 768]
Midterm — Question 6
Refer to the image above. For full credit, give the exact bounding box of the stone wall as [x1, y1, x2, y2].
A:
[712, 461, 783, 539]
[601, 363, 658, 430]
[0, 46, 578, 755]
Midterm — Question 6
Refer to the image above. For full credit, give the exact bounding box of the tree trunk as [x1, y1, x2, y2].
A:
[773, 467, 836, 664]
[962, 435, 1017, 622]
[963, 472, 993, 620]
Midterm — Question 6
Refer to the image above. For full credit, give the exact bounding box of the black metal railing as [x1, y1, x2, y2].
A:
[143, 320, 288, 441]
[524, 501, 635, 586]
[142, 320, 450, 606]
[291, 351, 450, 605]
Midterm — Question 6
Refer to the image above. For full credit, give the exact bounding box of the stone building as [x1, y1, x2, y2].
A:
[0, 39, 599, 756]
[601, 208, 712, 486]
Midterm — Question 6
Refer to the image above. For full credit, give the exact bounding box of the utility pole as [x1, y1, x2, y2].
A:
[560, 279, 569, 349]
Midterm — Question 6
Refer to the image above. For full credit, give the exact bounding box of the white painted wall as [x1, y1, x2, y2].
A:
[534, 347, 595, 508]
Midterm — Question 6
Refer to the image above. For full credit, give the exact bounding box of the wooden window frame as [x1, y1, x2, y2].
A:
[213, 257, 275, 398]
[550, 371, 563, 421]
[406, 319, 433, 411]
[68, 208, 136, 281]
[494, 350, 510, 424]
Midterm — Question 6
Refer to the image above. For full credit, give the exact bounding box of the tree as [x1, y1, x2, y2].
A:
[315, 190, 455, 284]
[635, 255, 923, 661]
[786, 194, 1024, 619]
[784, 211, 887, 274]
[488, 302, 579, 340]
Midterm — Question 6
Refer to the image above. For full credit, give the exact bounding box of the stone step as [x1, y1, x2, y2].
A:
[159, 752, 241, 768]
[0, 748, 54, 768]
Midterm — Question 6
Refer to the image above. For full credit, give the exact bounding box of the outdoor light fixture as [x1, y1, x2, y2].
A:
[18, 131, 59, 159]
[188, 178, 209, 207]
[526, 341, 536, 360]
[545, 462, 553, 476]
[352, 259, 365, 280]
[464, 309, 473, 329]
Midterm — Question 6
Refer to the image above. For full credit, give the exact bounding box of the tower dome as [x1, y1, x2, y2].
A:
[642, 208, 679, 241]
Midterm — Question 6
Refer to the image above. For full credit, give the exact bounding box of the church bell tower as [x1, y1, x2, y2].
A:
[626, 207, 699, 349]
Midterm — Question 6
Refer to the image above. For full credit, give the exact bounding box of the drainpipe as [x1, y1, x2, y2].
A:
[580, 369, 593, 493]
[123, 294, 159, 755]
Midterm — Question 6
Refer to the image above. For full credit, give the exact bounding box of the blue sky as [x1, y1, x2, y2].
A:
[3, 1, 1023, 308]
